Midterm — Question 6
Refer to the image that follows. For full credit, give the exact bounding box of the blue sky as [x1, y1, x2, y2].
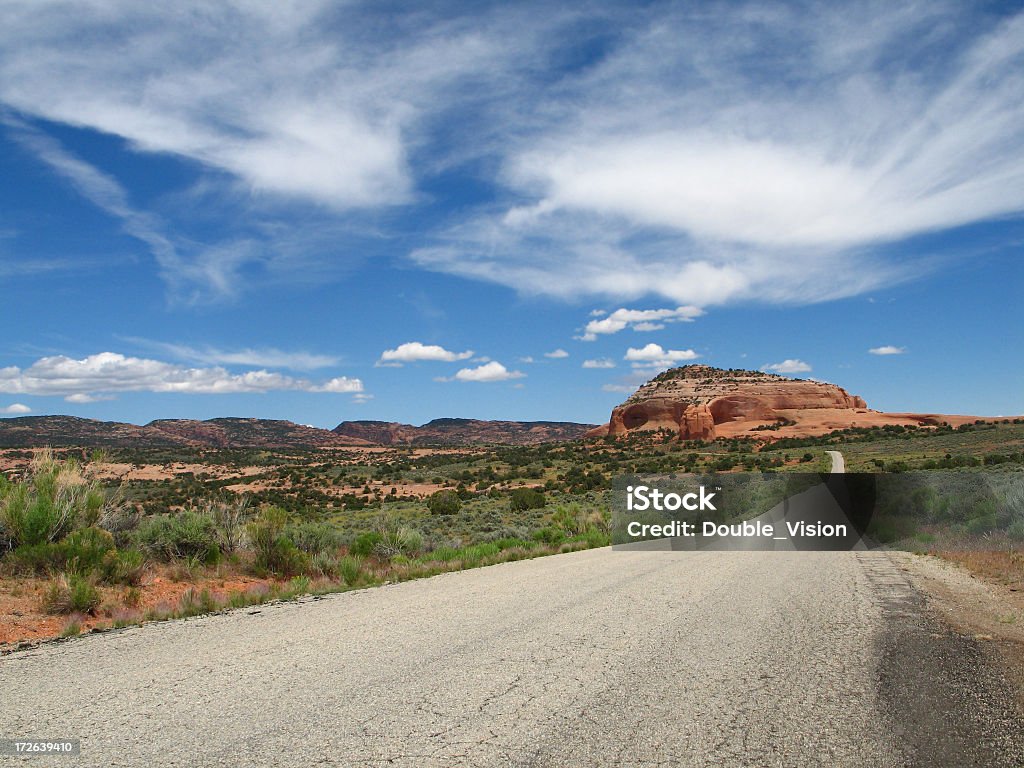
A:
[0, 1, 1022, 428]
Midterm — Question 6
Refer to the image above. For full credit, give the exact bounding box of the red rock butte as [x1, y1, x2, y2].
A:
[586, 365, 979, 442]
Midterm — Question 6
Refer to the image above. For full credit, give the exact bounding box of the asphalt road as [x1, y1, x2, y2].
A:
[3, 547, 1022, 767]
[827, 450, 846, 474]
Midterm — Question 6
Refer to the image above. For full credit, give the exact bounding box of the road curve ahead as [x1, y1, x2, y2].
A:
[827, 450, 846, 474]
[2, 549, 1022, 767]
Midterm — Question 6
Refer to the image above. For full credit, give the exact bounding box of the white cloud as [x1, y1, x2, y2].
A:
[582, 358, 616, 369]
[124, 338, 338, 370]
[763, 359, 812, 374]
[624, 344, 699, 365]
[1, 403, 31, 414]
[869, 345, 906, 356]
[313, 377, 364, 393]
[0, 352, 364, 398]
[602, 383, 638, 393]
[544, 348, 569, 359]
[517, 356, 536, 364]
[451, 361, 525, 383]
[377, 342, 473, 366]
[352, 393, 375, 404]
[1, 3, 1022, 310]
[65, 393, 115, 404]
[411, 5, 1024, 306]
[578, 306, 704, 340]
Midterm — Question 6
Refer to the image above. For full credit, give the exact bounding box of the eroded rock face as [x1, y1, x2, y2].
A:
[591, 365, 869, 441]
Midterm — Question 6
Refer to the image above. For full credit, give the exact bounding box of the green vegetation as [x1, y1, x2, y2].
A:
[3, 422, 1022, 641]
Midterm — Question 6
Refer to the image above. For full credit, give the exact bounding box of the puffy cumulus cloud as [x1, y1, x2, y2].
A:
[624, 344, 699, 370]
[579, 306, 704, 341]
[582, 358, 615, 369]
[451, 361, 525, 383]
[313, 377, 364, 393]
[544, 349, 569, 359]
[763, 359, 812, 374]
[1, 403, 31, 414]
[0, 352, 363, 398]
[869, 345, 906, 356]
[377, 342, 474, 367]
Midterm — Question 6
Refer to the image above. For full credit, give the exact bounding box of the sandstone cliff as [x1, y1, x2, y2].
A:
[587, 365, 871, 441]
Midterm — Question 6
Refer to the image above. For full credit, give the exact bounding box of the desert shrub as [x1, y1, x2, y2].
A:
[288, 521, 341, 555]
[247, 506, 309, 576]
[337, 555, 363, 586]
[62, 527, 116, 572]
[350, 531, 384, 557]
[3, 527, 119, 577]
[532, 526, 565, 545]
[206, 497, 251, 554]
[426, 489, 462, 516]
[426, 546, 461, 562]
[0, 451, 110, 549]
[510, 487, 546, 512]
[98, 548, 145, 586]
[134, 510, 220, 561]
[578, 528, 611, 548]
[373, 526, 425, 559]
[966, 514, 999, 535]
[177, 587, 218, 617]
[41, 573, 101, 615]
[310, 551, 340, 578]
[1008, 519, 1024, 541]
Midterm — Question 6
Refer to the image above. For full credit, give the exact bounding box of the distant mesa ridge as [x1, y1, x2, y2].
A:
[586, 364, 979, 441]
[0, 365, 992, 449]
[332, 418, 596, 446]
[0, 415, 596, 449]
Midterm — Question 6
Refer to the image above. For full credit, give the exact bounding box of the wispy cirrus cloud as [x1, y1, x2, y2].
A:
[869, 345, 907, 355]
[1, 2, 1022, 309]
[0, 352, 363, 400]
[412, 3, 1024, 306]
[123, 338, 339, 370]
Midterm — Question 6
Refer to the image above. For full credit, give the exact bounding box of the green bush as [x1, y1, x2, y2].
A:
[134, 511, 220, 561]
[426, 489, 462, 516]
[0, 452, 109, 549]
[337, 555, 363, 586]
[510, 487, 546, 512]
[41, 573, 101, 615]
[98, 548, 145, 586]
[3, 527, 120, 578]
[287, 521, 341, 555]
[350, 531, 384, 557]
[373, 526, 425, 559]
[63, 527, 116, 572]
[247, 506, 309, 576]
[532, 526, 565, 545]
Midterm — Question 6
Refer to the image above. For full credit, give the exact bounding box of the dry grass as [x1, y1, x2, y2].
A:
[935, 549, 1024, 591]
